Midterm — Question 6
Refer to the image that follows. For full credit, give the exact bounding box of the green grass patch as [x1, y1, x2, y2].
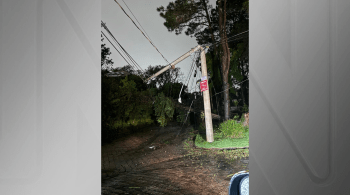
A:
[195, 131, 249, 148]
[182, 127, 249, 168]
[195, 119, 249, 148]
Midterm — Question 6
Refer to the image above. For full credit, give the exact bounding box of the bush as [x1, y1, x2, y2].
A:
[154, 92, 175, 127]
[217, 119, 249, 139]
[242, 104, 249, 113]
[101, 75, 154, 143]
[176, 108, 187, 124]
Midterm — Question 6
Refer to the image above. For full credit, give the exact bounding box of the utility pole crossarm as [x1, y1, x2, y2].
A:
[145, 45, 214, 143]
[145, 45, 201, 82]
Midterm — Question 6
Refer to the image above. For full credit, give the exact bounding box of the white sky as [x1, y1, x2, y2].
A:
[102, 0, 216, 83]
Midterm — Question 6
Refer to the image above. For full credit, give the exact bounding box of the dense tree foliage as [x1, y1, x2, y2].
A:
[101, 40, 192, 143]
[101, 38, 154, 143]
[101, 0, 250, 143]
[102, 75, 154, 142]
[157, 0, 249, 119]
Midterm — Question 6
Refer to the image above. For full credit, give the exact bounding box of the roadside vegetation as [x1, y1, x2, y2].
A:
[101, 0, 249, 145]
[195, 114, 249, 149]
[101, 39, 190, 144]
[182, 126, 249, 173]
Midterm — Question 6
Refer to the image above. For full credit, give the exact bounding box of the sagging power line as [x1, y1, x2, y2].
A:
[101, 21, 146, 79]
[101, 31, 137, 71]
[121, 0, 154, 44]
[113, 0, 170, 65]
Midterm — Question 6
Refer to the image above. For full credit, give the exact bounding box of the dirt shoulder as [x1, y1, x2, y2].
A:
[102, 122, 249, 195]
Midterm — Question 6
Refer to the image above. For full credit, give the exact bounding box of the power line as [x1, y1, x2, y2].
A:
[101, 30, 146, 81]
[101, 31, 138, 73]
[195, 78, 249, 102]
[186, 55, 197, 90]
[183, 51, 199, 92]
[203, 30, 249, 48]
[208, 76, 221, 122]
[186, 76, 248, 103]
[189, 65, 201, 93]
[101, 21, 144, 74]
[213, 78, 249, 96]
[121, 0, 154, 44]
[113, 0, 170, 65]
[102, 24, 138, 71]
[177, 51, 199, 103]
[188, 56, 201, 93]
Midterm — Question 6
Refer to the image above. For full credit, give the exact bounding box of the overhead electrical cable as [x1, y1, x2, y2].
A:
[102, 21, 141, 71]
[102, 26, 138, 71]
[101, 30, 146, 81]
[101, 21, 144, 74]
[177, 51, 198, 103]
[188, 53, 201, 93]
[204, 30, 249, 48]
[189, 65, 201, 93]
[113, 0, 170, 65]
[185, 52, 198, 88]
[121, 0, 154, 43]
[101, 31, 138, 73]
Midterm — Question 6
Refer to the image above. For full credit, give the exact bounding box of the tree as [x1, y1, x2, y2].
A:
[157, 0, 240, 120]
[157, 0, 220, 68]
[101, 38, 116, 142]
[113, 65, 148, 91]
[101, 36, 114, 72]
[143, 65, 183, 90]
[227, 0, 249, 112]
[154, 92, 175, 127]
[101, 39, 154, 143]
[217, 0, 231, 120]
[196, 0, 249, 116]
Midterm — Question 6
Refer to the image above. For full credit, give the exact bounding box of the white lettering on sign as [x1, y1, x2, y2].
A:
[200, 80, 208, 92]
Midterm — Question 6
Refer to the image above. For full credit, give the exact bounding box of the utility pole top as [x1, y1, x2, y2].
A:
[145, 45, 202, 82]
[144, 45, 214, 142]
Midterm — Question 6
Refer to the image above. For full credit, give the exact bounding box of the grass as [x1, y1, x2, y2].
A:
[194, 118, 249, 149]
[195, 131, 249, 148]
[182, 128, 249, 171]
[181, 124, 250, 178]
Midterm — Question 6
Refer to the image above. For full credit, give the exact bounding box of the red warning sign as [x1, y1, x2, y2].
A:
[200, 80, 208, 92]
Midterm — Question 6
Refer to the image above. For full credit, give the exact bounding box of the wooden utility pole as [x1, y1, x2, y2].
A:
[146, 45, 214, 142]
[146, 45, 201, 82]
[199, 46, 214, 142]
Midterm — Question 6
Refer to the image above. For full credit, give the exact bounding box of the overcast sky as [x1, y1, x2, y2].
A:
[102, 0, 216, 83]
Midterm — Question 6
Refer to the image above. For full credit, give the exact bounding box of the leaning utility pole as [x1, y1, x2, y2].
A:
[199, 46, 214, 142]
[146, 45, 214, 142]
[146, 45, 201, 82]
